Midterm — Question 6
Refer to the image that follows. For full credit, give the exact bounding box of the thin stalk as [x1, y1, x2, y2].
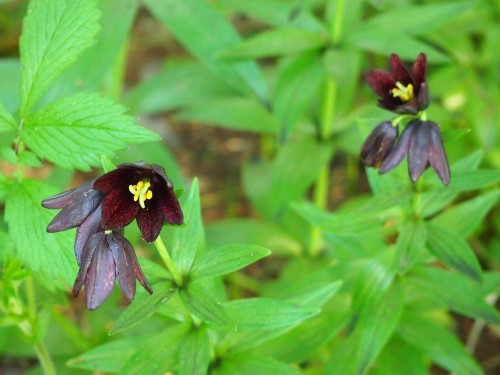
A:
[34, 341, 57, 375]
[154, 235, 183, 286]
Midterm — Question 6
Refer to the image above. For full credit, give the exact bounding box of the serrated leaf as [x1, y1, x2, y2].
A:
[433, 190, 500, 237]
[191, 244, 270, 280]
[426, 223, 482, 281]
[5, 179, 76, 285]
[397, 312, 483, 375]
[224, 297, 318, 331]
[22, 91, 159, 171]
[218, 28, 326, 59]
[178, 328, 211, 375]
[109, 282, 176, 335]
[180, 283, 234, 329]
[214, 354, 301, 375]
[144, 0, 268, 101]
[171, 179, 204, 275]
[0, 102, 16, 133]
[175, 97, 278, 134]
[20, 0, 101, 114]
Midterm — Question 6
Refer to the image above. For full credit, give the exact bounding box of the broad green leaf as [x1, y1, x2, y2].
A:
[120, 324, 190, 374]
[433, 190, 500, 236]
[171, 179, 204, 275]
[67, 338, 144, 372]
[450, 169, 500, 191]
[175, 97, 278, 134]
[273, 53, 324, 136]
[396, 219, 427, 273]
[125, 61, 235, 115]
[426, 223, 482, 281]
[144, 0, 268, 101]
[218, 28, 326, 59]
[191, 244, 271, 280]
[20, 0, 101, 114]
[410, 267, 500, 325]
[0, 102, 16, 133]
[214, 353, 301, 375]
[397, 313, 483, 375]
[177, 328, 211, 375]
[180, 283, 234, 329]
[224, 297, 318, 331]
[5, 179, 76, 285]
[22, 91, 159, 171]
[109, 282, 176, 335]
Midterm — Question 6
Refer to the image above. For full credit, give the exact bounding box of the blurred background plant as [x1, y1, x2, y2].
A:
[0, 0, 499, 374]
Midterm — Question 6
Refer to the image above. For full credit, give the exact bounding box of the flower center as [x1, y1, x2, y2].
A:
[391, 81, 414, 102]
[129, 180, 153, 209]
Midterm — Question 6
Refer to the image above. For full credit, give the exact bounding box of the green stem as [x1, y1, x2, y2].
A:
[331, 0, 346, 44]
[34, 341, 57, 375]
[154, 235, 183, 286]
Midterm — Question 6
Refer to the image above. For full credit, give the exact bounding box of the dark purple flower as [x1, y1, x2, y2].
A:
[379, 120, 450, 185]
[72, 229, 153, 310]
[366, 53, 429, 114]
[42, 181, 104, 233]
[93, 162, 183, 243]
[360, 121, 398, 168]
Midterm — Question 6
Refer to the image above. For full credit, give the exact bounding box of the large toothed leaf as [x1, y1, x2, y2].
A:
[5, 179, 76, 286]
[22, 91, 159, 171]
[0, 102, 16, 133]
[20, 0, 101, 114]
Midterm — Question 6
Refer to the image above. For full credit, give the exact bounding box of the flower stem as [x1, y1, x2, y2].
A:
[34, 341, 57, 375]
[154, 235, 183, 286]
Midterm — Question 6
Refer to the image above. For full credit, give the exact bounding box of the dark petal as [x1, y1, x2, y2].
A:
[93, 165, 144, 194]
[72, 232, 104, 297]
[46, 189, 103, 233]
[107, 232, 136, 301]
[427, 121, 451, 185]
[84, 237, 116, 310]
[150, 164, 174, 189]
[379, 120, 418, 174]
[74, 206, 102, 265]
[366, 70, 395, 99]
[395, 100, 419, 115]
[110, 233, 153, 295]
[136, 203, 164, 243]
[377, 97, 400, 112]
[161, 187, 183, 225]
[411, 53, 427, 89]
[42, 181, 94, 209]
[408, 121, 432, 182]
[360, 122, 398, 167]
[101, 188, 139, 230]
[390, 53, 412, 85]
[416, 82, 429, 110]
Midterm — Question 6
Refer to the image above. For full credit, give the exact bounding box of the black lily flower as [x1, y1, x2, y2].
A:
[366, 53, 428, 114]
[379, 119, 450, 185]
[42, 180, 104, 233]
[360, 121, 398, 168]
[72, 229, 153, 310]
[93, 162, 183, 243]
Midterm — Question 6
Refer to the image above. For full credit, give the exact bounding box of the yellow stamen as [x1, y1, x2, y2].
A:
[129, 180, 153, 209]
[391, 82, 414, 102]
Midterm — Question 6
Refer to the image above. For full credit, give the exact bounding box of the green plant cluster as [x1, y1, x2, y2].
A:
[0, 0, 499, 374]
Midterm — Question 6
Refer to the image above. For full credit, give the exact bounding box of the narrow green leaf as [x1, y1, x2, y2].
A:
[450, 169, 500, 191]
[0, 102, 16, 133]
[22, 91, 159, 171]
[175, 97, 278, 134]
[218, 28, 326, 59]
[100, 155, 117, 173]
[120, 324, 190, 374]
[178, 328, 211, 375]
[214, 354, 301, 375]
[109, 282, 176, 335]
[410, 267, 500, 325]
[5, 179, 76, 285]
[397, 313, 483, 375]
[180, 283, 234, 329]
[171, 179, 204, 275]
[191, 244, 271, 280]
[426, 223, 482, 281]
[433, 190, 500, 237]
[419, 188, 459, 218]
[373, 335, 428, 375]
[144, 0, 268, 101]
[224, 297, 318, 331]
[396, 219, 428, 273]
[20, 0, 101, 114]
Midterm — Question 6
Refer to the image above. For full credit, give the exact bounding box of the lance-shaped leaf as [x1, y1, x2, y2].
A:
[22, 91, 159, 171]
[20, 0, 101, 114]
[177, 328, 211, 375]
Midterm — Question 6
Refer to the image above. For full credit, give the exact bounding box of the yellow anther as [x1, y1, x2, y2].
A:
[128, 180, 153, 209]
[391, 82, 414, 102]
